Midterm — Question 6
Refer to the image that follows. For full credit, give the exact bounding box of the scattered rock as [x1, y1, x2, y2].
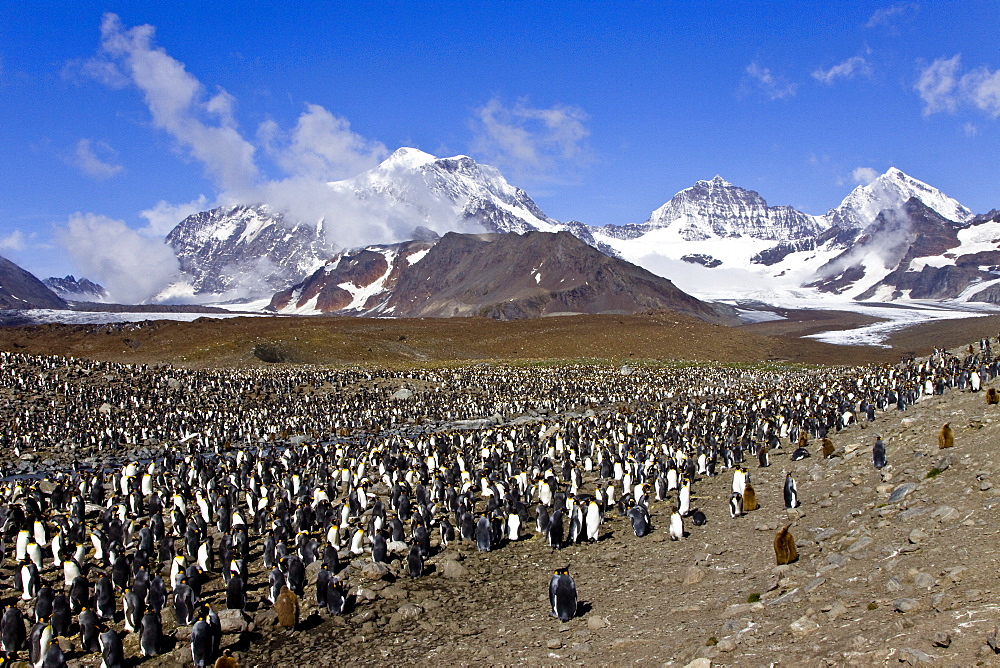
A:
[587, 616, 609, 630]
[790, 616, 820, 637]
[439, 559, 469, 579]
[930, 631, 952, 648]
[683, 566, 705, 585]
[888, 483, 917, 503]
[898, 647, 932, 664]
[893, 598, 923, 613]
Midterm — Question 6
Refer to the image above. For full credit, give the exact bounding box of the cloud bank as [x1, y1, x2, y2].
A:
[470, 97, 591, 183]
[58, 213, 180, 304]
[916, 54, 1000, 118]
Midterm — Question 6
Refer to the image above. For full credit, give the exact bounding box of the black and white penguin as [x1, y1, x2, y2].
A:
[783, 473, 800, 509]
[0, 606, 25, 654]
[41, 642, 67, 668]
[78, 608, 100, 653]
[139, 611, 162, 657]
[99, 629, 124, 668]
[729, 492, 743, 518]
[406, 543, 423, 578]
[691, 509, 707, 526]
[225, 576, 245, 611]
[189, 618, 212, 668]
[873, 436, 887, 469]
[549, 569, 577, 622]
[371, 531, 388, 564]
[50, 594, 70, 638]
[475, 516, 492, 552]
[94, 576, 115, 621]
[757, 444, 770, 468]
[627, 504, 650, 537]
[325, 576, 346, 616]
[546, 509, 564, 549]
[669, 509, 684, 540]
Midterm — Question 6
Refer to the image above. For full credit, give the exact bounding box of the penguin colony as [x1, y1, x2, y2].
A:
[0, 341, 995, 664]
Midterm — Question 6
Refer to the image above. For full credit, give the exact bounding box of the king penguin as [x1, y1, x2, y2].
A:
[549, 568, 578, 622]
[873, 436, 887, 469]
[783, 473, 800, 509]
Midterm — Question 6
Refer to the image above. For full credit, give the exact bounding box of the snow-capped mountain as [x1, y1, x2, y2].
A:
[826, 167, 973, 230]
[330, 147, 561, 235]
[157, 148, 996, 311]
[159, 149, 560, 301]
[43, 275, 109, 302]
[163, 204, 337, 300]
[269, 231, 738, 324]
[641, 175, 826, 241]
[582, 167, 990, 302]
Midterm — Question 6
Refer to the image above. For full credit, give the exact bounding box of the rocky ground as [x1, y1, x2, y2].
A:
[222, 377, 1000, 667]
[1, 362, 999, 667]
[6, 314, 1000, 666]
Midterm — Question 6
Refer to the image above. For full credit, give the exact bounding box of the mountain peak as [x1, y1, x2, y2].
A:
[380, 147, 438, 170]
[831, 167, 973, 228]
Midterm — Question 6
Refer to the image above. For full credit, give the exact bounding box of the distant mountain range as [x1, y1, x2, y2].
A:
[6, 148, 998, 323]
[43, 275, 109, 301]
[157, 149, 998, 310]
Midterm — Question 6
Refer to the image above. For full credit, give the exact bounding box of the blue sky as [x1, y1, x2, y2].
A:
[2, 2, 999, 284]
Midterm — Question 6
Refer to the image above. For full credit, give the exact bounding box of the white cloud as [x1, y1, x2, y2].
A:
[258, 103, 388, 181]
[0, 230, 25, 252]
[745, 62, 797, 100]
[865, 3, 919, 29]
[916, 54, 1000, 118]
[69, 138, 123, 179]
[851, 166, 879, 185]
[90, 13, 258, 192]
[470, 97, 591, 181]
[139, 195, 211, 236]
[812, 57, 872, 85]
[57, 213, 180, 303]
[915, 55, 961, 115]
[961, 66, 1000, 118]
[963, 122, 979, 137]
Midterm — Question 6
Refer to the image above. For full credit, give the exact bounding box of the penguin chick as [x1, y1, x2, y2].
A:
[548, 569, 577, 622]
[275, 586, 299, 629]
[986, 387, 999, 405]
[821, 438, 835, 459]
[774, 524, 798, 565]
[938, 423, 954, 449]
[742, 483, 758, 512]
[214, 649, 239, 668]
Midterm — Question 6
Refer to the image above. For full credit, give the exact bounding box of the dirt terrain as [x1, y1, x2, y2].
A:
[0, 310, 953, 369]
[4, 312, 1000, 666]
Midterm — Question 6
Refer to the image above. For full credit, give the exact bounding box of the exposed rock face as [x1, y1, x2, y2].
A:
[271, 231, 738, 325]
[165, 204, 336, 298]
[43, 275, 109, 301]
[599, 176, 826, 243]
[0, 255, 68, 310]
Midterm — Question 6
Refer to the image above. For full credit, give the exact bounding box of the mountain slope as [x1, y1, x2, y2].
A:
[0, 255, 68, 310]
[43, 275, 109, 301]
[163, 204, 336, 299]
[580, 168, 987, 301]
[270, 231, 739, 324]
